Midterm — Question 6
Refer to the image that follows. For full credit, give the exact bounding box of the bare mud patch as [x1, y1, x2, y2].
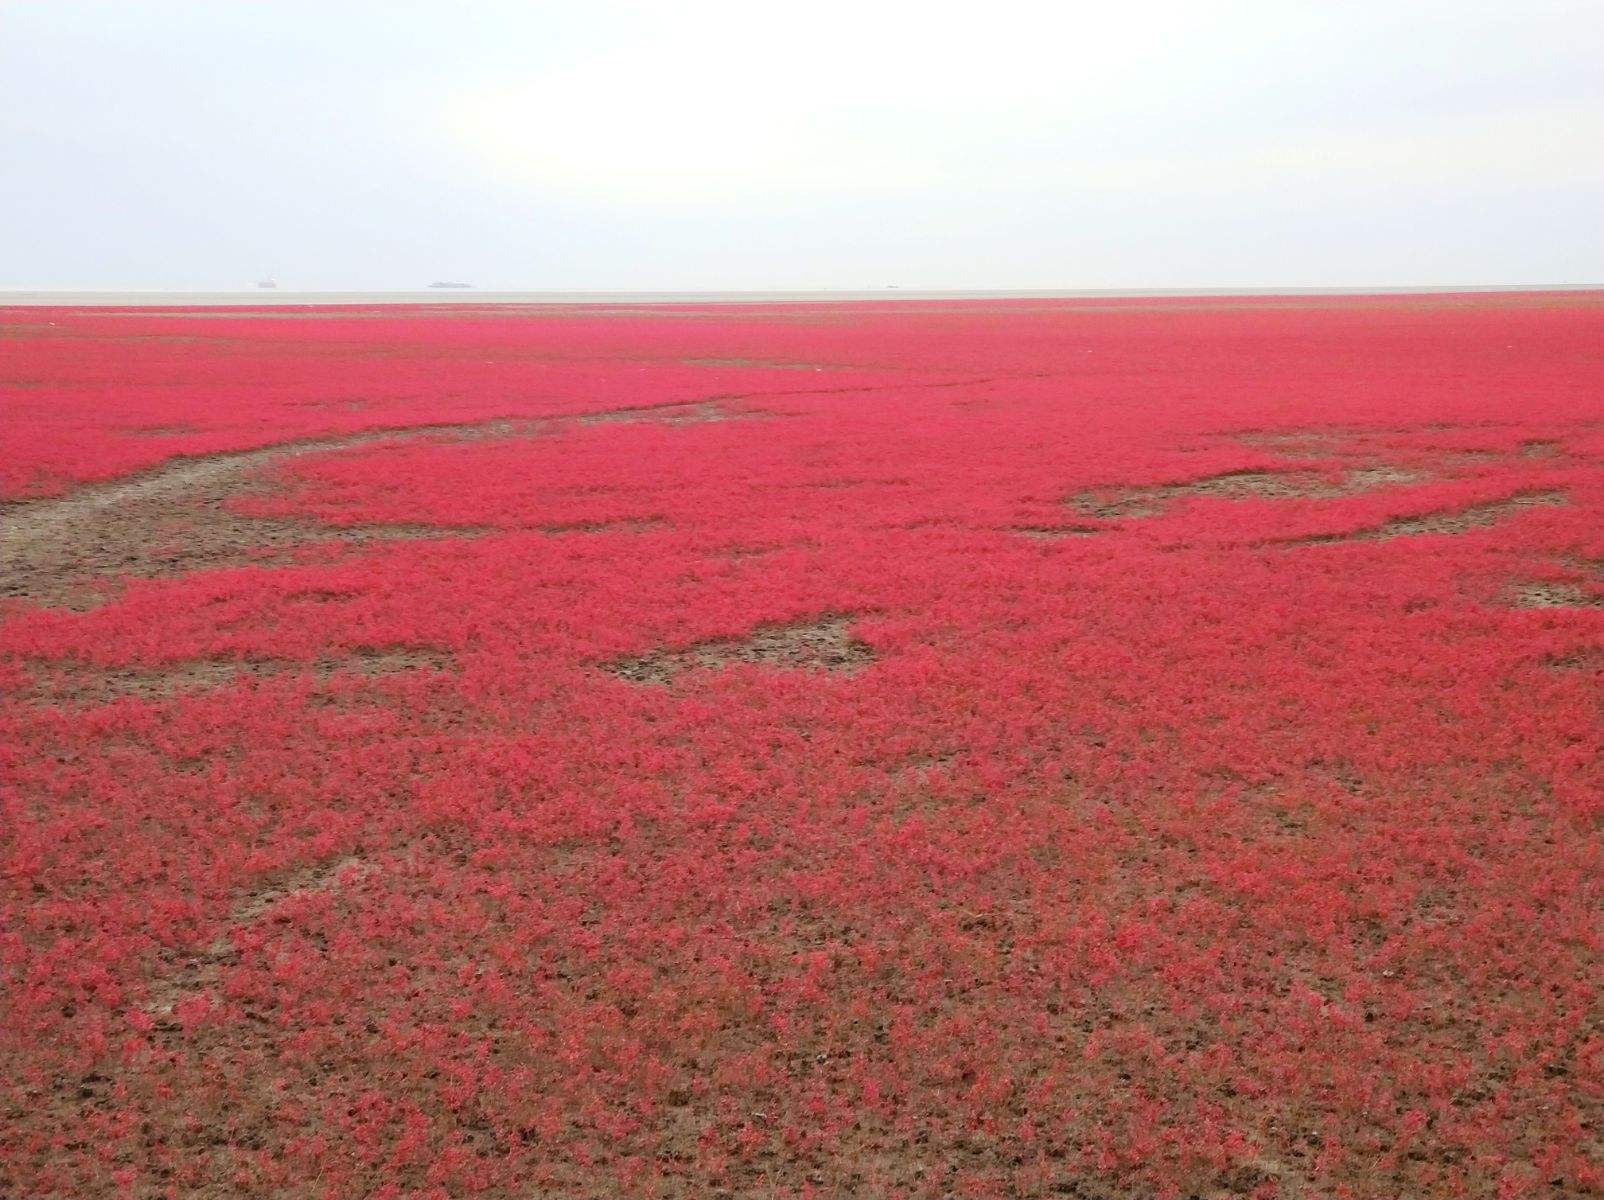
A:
[1010, 525, 1103, 541]
[1289, 491, 1569, 545]
[2, 422, 508, 569]
[1223, 425, 1579, 467]
[541, 516, 666, 535]
[1506, 581, 1604, 609]
[281, 585, 363, 603]
[710, 543, 795, 560]
[608, 615, 875, 685]
[0, 400, 749, 608]
[1229, 430, 1350, 454]
[575, 400, 736, 425]
[1, 466, 488, 609]
[1067, 465, 1421, 519]
[1543, 647, 1604, 672]
[19, 647, 453, 705]
[227, 854, 371, 927]
[681, 357, 839, 370]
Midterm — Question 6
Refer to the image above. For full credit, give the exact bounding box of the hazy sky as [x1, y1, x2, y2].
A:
[3, 0, 1601, 290]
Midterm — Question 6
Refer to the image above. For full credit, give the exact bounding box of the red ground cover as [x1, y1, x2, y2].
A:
[2, 294, 1602, 1197]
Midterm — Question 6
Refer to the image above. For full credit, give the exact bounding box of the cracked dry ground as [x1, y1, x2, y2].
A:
[2, 293, 1603, 1200]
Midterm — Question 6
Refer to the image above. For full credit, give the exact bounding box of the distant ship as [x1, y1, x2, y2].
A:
[428, 281, 474, 289]
[256, 277, 278, 289]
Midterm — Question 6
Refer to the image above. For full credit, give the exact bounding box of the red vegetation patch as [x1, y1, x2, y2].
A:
[1, 292, 1602, 1199]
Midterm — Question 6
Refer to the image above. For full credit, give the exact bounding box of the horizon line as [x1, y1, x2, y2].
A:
[3, 283, 1601, 308]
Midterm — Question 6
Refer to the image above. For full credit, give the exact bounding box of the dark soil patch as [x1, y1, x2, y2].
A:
[680, 357, 839, 370]
[1229, 430, 1351, 454]
[1067, 465, 1420, 519]
[1519, 439, 1563, 458]
[1507, 581, 1604, 609]
[0, 466, 488, 609]
[608, 615, 876, 685]
[574, 400, 734, 425]
[1291, 491, 1569, 545]
[1543, 647, 1604, 671]
[0, 402, 743, 609]
[541, 517, 666, 535]
[1010, 525, 1103, 540]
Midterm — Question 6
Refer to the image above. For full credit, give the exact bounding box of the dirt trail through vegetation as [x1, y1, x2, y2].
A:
[609, 615, 876, 684]
[0, 400, 730, 607]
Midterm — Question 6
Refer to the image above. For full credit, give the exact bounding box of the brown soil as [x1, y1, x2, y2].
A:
[1507, 582, 1604, 609]
[1229, 430, 1350, 454]
[1010, 525, 1103, 540]
[1292, 491, 1569, 544]
[574, 400, 733, 424]
[0, 463, 488, 609]
[680, 357, 839, 370]
[1067, 464, 1421, 519]
[1, 401, 736, 609]
[1519, 439, 1562, 457]
[1544, 647, 1604, 671]
[19, 647, 454, 705]
[541, 517, 666, 535]
[608, 615, 876, 685]
[712, 543, 797, 560]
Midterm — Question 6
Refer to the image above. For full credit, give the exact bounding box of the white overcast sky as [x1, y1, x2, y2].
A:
[2, 0, 1601, 290]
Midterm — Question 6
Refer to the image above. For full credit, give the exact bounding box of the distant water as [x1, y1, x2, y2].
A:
[2, 286, 1596, 307]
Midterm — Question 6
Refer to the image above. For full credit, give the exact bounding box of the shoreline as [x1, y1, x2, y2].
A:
[3, 284, 1602, 307]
